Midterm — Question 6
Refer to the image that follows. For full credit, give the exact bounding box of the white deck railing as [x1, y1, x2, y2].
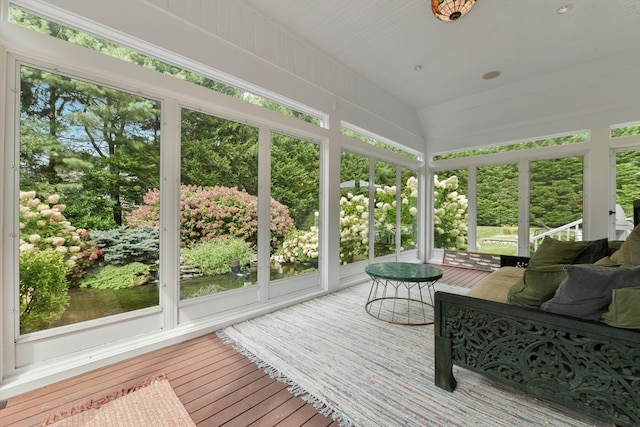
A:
[529, 219, 583, 252]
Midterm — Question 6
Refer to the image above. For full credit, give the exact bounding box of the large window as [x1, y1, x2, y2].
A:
[271, 133, 321, 279]
[530, 157, 584, 251]
[19, 65, 161, 334]
[476, 164, 519, 255]
[339, 150, 418, 264]
[433, 169, 468, 250]
[175, 108, 260, 299]
[615, 150, 640, 239]
[339, 151, 370, 264]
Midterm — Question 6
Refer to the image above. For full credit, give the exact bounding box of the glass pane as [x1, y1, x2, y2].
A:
[400, 168, 418, 251]
[374, 161, 396, 258]
[339, 151, 370, 264]
[433, 132, 588, 161]
[615, 151, 640, 240]
[434, 170, 468, 250]
[176, 108, 259, 299]
[530, 157, 584, 251]
[270, 133, 320, 279]
[611, 124, 640, 138]
[10, 5, 323, 127]
[19, 66, 161, 334]
[477, 164, 518, 255]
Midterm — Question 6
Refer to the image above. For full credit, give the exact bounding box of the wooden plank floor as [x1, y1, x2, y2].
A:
[0, 265, 488, 427]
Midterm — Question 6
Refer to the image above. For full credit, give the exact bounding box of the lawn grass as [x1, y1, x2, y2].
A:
[474, 226, 519, 256]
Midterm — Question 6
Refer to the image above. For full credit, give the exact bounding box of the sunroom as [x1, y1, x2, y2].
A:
[1, 0, 639, 418]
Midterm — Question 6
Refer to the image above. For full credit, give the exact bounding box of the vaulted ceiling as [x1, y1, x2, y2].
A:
[242, 0, 640, 150]
[244, 0, 639, 110]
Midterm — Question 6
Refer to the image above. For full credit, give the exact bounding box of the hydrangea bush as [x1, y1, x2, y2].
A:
[19, 191, 99, 285]
[128, 185, 294, 247]
[273, 226, 320, 264]
[338, 192, 370, 264]
[373, 176, 418, 250]
[433, 175, 468, 250]
[277, 176, 420, 265]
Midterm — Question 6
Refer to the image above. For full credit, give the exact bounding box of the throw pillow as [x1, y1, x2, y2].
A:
[507, 265, 567, 308]
[602, 286, 640, 329]
[528, 236, 589, 268]
[594, 256, 619, 266]
[572, 238, 609, 264]
[541, 265, 640, 320]
[614, 224, 640, 267]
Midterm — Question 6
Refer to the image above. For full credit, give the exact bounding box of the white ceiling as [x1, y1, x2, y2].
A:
[242, 0, 640, 111]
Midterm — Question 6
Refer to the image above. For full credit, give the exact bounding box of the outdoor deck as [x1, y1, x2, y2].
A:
[1, 265, 489, 427]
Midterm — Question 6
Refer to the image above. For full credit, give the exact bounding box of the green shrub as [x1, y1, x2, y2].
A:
[181, 237, 252, 275]
[185, 283, 226, 299]
[91, 226, 159, 265]
[80, 262, 152, 290]
[20, 250, 70, 334]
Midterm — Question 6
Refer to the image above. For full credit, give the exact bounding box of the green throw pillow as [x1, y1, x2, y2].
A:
[541, 265, 640, 320]
[614, 224, 640, 267]
[572, 238, 609, 264]
[602, 286, 640, 329]
[507, 264, 567, 308]
[528, 236, 589, 268]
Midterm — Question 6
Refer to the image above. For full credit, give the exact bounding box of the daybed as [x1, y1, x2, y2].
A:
[434, 230, 640, 427]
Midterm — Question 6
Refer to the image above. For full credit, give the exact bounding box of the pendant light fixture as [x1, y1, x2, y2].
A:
[432, 0, 476, 22]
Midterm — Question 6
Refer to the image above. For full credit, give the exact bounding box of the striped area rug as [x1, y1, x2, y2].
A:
[219, 282, 611, 427]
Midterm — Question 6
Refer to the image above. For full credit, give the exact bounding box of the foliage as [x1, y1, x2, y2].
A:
[19, 250, 70, 334]
[80, 263, 152, 290]
[338, 192, 371, 264]
[19, 190, 99, 285]
[271, 134, 320, 229]
[181, 110, 259, 195]
[90, 226, 159, 265]
[20, 65, 161, 230]
[276, 176, 419, 265]
[373, 176, 418, 250]
[273, 227, 320, 264]
[128, 185, 294, 247]
[530, 157, 583, 227]
[615, 150, 640, 219]
[181, 238, 252, 275]
[476, 164, 518, 227]
[434, 175, 468, 250]
[185, 283, 227, 299]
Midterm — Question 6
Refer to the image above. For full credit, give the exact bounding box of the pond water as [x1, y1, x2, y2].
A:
[51, 263, 314, 328]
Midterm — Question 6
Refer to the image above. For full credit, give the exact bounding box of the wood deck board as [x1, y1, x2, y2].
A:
[1, 264, 487, 427]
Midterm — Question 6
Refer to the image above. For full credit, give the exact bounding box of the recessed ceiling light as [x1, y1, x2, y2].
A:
[482, 71, 501, 80]
[414, 64, 424, 71]
[557, 4, 573, 14]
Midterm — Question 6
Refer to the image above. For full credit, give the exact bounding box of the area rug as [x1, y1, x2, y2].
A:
[219, 282, 612, 427]
[41, 373, 195, 427]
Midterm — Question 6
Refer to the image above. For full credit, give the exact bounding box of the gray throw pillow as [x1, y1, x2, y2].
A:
[541, 265, 640, 320]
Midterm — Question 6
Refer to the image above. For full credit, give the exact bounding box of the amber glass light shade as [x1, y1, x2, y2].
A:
[431, 0, 476, 22]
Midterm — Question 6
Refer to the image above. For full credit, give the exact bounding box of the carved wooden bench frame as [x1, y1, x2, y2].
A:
[434, 291, 640, 427]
